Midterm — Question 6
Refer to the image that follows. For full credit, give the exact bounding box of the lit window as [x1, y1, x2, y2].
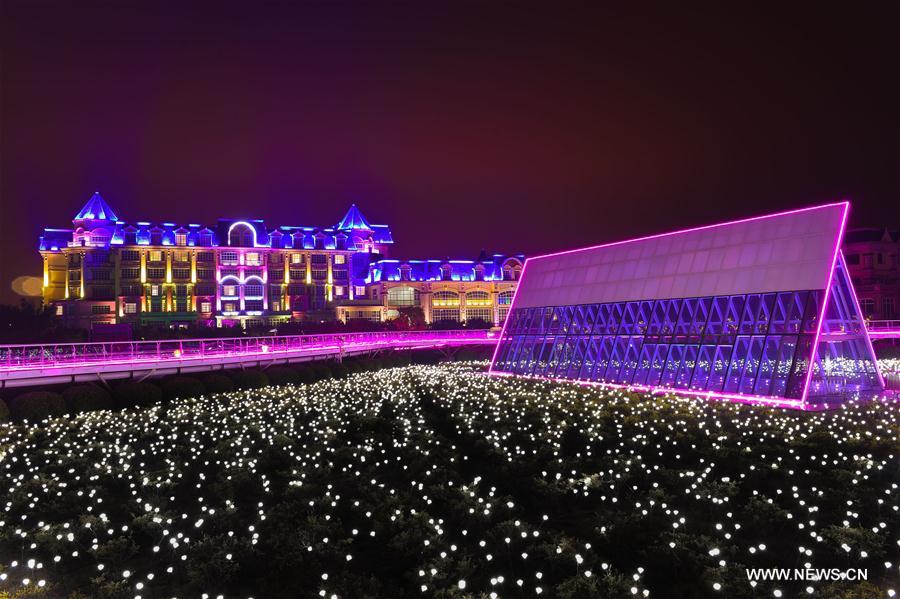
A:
[355, 286, 366, 297]
[335, 285, 345, 296]
[124, 302, 137, 314]
[223, 285, 237, 297]
[334, 254, 345, 264]
[859, 298, 875, 318]
[151, 285, 160, 297]
[271, 301, 280, 312]
[246, 252, 262, 266]
[223, 302, 236, 312]
[200, 301, 212, 313]
[228, 223, 255, 247]
[149, 250, 163, 262]
[55, 305, 64, 316]
[387, 286, 420, 307]
[291, 253, 303, 264]
[175, 233, 187, 246]
[433, 290, 460, 306]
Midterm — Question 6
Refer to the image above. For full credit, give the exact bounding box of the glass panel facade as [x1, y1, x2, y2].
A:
[492, 263, 881, 404]
[805, 258, 882, 405]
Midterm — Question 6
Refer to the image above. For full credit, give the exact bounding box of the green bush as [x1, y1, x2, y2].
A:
[294, 365, 317, 384]
[62, 384, 113, 414]
[364, 358, 384, 371]
[201, 373, 235, 394]
[330, 362, 349, 378]
[0, 398, 10, 422]
[311, 364, 332, 381]
[114, 381, 163, 409]
[9, 391, 66, 422]
[343, 360, 364, 374]
[161, 376, 206, 401]
[231, 369, 270, 390]
[265, 366, 299, 386]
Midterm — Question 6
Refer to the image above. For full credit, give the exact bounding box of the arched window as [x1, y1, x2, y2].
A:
[88, 228, 111, 246]
[432, 291, 459, 306]
[502, 259, 523, 280]
[466, 290, 491, 306]
[498, 290, 515, 323]
[432, 291, 460, 322]
[387, 286, 420, 307]
[229, 223, 255, 247]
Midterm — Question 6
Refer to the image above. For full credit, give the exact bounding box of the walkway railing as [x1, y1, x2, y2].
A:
[0, 329, 495, 373]
[867, 320, 900, 339]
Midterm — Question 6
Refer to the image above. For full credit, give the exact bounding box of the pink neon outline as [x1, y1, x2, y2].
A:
[867, 330, 900, 339]
[839, 250, 886, 389]
[490, 201, 858, 408]
[799, 201, 850, 405]
[488, 258, 531, 373]
[487, 370, 847, 411]
[522, 200, 851, 264]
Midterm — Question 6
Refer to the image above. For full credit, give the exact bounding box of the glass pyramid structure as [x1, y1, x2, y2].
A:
[490, 202, 883, 409]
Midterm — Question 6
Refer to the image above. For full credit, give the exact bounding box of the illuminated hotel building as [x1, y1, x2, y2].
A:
[39, 192, 523, 329]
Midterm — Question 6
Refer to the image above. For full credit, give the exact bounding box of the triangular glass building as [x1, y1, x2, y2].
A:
[490, 202, 883, 409]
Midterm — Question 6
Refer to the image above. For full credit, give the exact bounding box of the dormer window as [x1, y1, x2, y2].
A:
[175, 232, 187, 246]
[400, 264, 412, 281]
[228, 223, 255, 247]
[441, 265, 453, 281]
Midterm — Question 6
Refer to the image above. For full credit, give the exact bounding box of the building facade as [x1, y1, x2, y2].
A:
[843, 228, 900, 322]
[490, 203, 883, 408]
[39, 193, 522, 329]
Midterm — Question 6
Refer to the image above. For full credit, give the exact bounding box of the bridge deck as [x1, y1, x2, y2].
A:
[0, 330, 497, 388]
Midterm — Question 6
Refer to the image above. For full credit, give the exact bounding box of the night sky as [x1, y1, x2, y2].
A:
[1, 1, 898, 304]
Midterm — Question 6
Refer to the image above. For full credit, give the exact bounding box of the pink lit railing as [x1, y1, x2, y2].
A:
[866, 320, 900, 339]
[0, 329, 495, 372]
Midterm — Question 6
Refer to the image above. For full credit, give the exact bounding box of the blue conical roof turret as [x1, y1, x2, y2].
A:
[336, 204, 372, 231]
[74, 191, 118, 222]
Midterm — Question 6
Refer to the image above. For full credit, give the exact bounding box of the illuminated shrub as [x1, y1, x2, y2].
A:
[201, 373, 234, 394]
[62, 384, 114, 414]
[161, 376, 206, 401]
[114, 381, 163, 409]
[8, 391, 65, 422]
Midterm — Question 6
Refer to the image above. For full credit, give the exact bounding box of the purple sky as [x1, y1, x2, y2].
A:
[1, 1, 898, 304]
